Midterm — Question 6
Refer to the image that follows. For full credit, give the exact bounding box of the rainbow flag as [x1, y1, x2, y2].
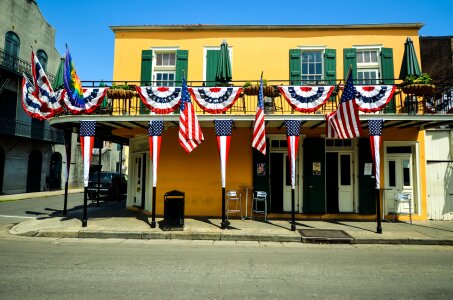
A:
[63, 46, 84, 107]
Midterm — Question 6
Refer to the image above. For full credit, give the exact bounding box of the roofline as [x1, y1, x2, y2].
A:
[110, 23, 424, 33]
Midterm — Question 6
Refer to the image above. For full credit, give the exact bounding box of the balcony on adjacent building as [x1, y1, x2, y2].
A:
[0, 118, 64, 144]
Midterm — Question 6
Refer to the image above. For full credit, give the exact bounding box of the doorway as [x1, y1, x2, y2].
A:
[384, 150, 415, 215]
[26, 149, 42, 192]
[131, 153, 146, 208]
[270, 153, 294, 212]
[326, 152, 354, 213]
[0, 147, 4, 194]
[48, 152, 62, 190]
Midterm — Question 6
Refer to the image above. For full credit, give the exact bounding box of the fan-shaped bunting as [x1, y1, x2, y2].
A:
[355, 85, 396, 112]
[278, 86, 334, 112]
[189, 87, 242, 114]
[136, 86, 181, 114]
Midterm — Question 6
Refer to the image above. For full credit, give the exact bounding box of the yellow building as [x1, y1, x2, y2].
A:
[51, 24, 453, 226]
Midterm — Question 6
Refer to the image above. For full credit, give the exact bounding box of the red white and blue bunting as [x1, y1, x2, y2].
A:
[278, 86, 334, 112]
[136, 86, 182, 114]
[21, 75, 55, 120]
[189, 87, 242, 114]
[61, 88, 108, 114]
[355, 85, 396, 112]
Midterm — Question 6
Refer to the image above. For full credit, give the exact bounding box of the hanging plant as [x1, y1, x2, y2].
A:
[402, 73, 436, 96]
[107, 84, 137, 99]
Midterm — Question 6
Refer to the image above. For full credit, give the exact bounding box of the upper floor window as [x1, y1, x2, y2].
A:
[36, 49, 48, 71]
[5, 31, 20, 57]
[356, 49, 380, 84]
[153, 51, 176, 86]
[301, 51, 323, 82]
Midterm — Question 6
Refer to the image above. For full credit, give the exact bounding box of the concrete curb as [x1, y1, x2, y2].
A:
[0, 189, 84, 202]
[10, 228, 453, 245]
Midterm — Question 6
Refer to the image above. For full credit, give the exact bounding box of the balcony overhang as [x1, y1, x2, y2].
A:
[48, 114, 453, 145]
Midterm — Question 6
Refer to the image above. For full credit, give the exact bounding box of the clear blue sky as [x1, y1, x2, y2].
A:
[38, 0, 453, 82]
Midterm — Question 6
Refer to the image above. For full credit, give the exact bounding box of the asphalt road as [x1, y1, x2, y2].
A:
[0, 233, 452, 299]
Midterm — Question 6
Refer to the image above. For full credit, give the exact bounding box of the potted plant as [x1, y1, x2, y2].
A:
[402, 73, 435, 96]
[107, 83, 137, 99]
[243, 81, 258, 95]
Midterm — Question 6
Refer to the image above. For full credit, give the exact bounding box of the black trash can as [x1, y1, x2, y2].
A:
[163, 190, 185, 231]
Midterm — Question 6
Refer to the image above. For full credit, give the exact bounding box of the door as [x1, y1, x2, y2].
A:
[303, 138, 325, 213]
[26, 150, 42, 192]
[384, 153, 414, 215]
[132, 154, 143, 207]
[338, 153, 354, 212]
[283, 154, 293, 212]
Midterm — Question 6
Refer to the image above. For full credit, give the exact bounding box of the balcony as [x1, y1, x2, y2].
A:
[0, 48, 54, 82]
[65, 79, 453, 117]
[0, 118, 65, 144]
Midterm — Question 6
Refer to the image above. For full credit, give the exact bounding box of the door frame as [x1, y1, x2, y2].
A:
[383, 141, 420, 216]
[127, 151, 151, 211]
[268, 134, 303, 213]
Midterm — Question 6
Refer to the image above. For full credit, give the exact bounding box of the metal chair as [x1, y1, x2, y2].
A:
[393, 193, 412, 224]
[251, 191, 267, 222]
[225, 190, 242, 220]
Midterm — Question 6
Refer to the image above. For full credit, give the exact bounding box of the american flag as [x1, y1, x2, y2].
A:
[80, 121, 96, 187]
[326, 68, 362, 139]
[179, 75, 204, 153]
[285, 120, 302, 189]
[149, 120, 164, 187]
[214, 120, 233, 188]
[368, 119, 384, 189]
[252, 74, 266, 155]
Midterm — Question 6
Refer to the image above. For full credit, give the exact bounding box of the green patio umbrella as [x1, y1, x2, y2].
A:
[399, 37, 421, 80]
[215, 40, 232, 84]
[51, 57, 65, 90]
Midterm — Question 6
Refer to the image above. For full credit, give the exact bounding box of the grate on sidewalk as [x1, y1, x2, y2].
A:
[298, 229, 355, 244]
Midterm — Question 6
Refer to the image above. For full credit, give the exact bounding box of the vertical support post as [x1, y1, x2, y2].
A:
[221, 187, 229, 229]
[82, 187, 88, 227]
[118, 144, 123, 202]
[63, 181, 69, 215]
[376, 188, 382, 234]
[291, 189, 296, 231]
[96, 140, 102, 207]
[63, 130, 72, 216]
[151, 186, 157, 228]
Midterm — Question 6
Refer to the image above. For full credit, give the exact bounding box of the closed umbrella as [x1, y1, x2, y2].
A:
[52, 57, 65, 90]
[215, 40, 232, 84]
[399, 37, 421, 80]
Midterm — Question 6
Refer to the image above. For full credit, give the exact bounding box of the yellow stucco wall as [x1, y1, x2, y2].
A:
[112, 27, 420, 83]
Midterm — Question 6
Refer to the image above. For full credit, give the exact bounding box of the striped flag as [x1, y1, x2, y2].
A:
[326, 68, 362, 139]
[368, 119, 384, 189]
[148, 120, 164, 187]
[214, 120, 233, 188]
[179, 75, 204, 153]
[252, 73, 266, 155]
[285, 120, 302, 189]
[80, 121, 96, 187]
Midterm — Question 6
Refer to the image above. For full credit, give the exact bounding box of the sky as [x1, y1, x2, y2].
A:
[38, 0, 453, 82]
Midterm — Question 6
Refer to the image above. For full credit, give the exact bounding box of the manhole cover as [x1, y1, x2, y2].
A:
[298, 229, 354, 244]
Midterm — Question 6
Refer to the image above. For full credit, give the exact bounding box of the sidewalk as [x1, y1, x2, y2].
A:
[8, 200, 453, 245]
[0, 188, 84, 202]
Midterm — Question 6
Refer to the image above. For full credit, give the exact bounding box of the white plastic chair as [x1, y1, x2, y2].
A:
[393, 193, 412, 224]
[251, 191, 267, 222]
[226, 190, 242, 220]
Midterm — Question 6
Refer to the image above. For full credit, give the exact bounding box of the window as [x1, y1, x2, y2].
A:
[36, 50, 48, 71]
[301, 51, 323, 82]
[356, 49, 380, 84]
[153, 51, 176, 86]
[4, 31, 20, 70]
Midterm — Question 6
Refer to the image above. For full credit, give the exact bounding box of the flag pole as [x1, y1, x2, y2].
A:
[82, 187, 88, 227]
[63, 130, 71, 215]
[96, 139, 102, 207]
[291, 189, 296, 231]
[376, 187, 382, 234]
[151, 186, 157, 228]
[221, 187, 228, 229]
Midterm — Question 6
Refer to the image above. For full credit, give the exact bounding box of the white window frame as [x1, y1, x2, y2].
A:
[203, 46, 233, 82]
[353, 45, 382, 85]
[297, 46, 326, 83]
[151, 47, 179, 86]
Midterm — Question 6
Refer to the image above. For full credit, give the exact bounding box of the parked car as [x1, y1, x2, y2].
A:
[87, 172, 127, 201]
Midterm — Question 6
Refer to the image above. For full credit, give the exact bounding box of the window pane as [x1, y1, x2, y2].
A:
[271, 140, 279, 148]
[364, 51, 370, 63]
[315, 63, 322, 74]
[403, 159, 411, 186]
[280, 140, 288, 148]
[169, 53, 175, 66]
[389, 161, 396, 187]
[285, 158, 291, 186]
[340, 155, 351, 185]
[387, 146, 412, 154]
[357, 52, 363, 63]
[156, 53, 162, 66]
[370, 51, 378, 63]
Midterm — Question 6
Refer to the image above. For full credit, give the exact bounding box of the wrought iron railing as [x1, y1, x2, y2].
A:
[0, 48, 55, 82]
[52, 79, 453, 117]
[0, 118, 64, 144]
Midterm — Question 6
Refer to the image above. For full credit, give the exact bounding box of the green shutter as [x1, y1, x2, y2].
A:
[206, 50, 220, 86]
[175, 49, 189, 85]
[303, 138, 326, 213]
[289, 49, 302, 85]
[324, 49, 336, 85]
[358, 138, 376, 214]
[381, 48, 396, 113]
[140, 50, 153, 114]
[343, 48, 357, 80]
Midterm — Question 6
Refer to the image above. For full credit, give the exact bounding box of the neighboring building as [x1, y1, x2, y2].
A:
[0, 0, 64, 194]
[420, 36, 453, 220]
[0, 0, 123, 195]
[49, 23, 453, 222]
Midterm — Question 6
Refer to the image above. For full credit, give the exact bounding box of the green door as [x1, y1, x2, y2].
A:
[303, 138, 326, 213]
[358, 138, 376, 214]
